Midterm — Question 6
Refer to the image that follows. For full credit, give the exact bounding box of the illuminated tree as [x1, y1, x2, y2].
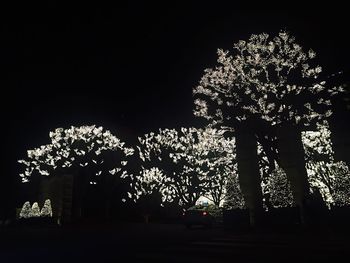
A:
[132, 127, 237, 208]
[31, 202, 41, 217]
[302, 121, 350, 206]
[18, 125, 134, 182]
[193, 31, 341, 224]
[331, 162, 350, 207]
[223, 173, 245, 209]
[18, 125, 135, 218]
[263, 166, 294, 208]
[193, 31, 339, 128]
[19, 201, 32, 219]
[40, 199, 53, 217]
[256, 141, 294, 209]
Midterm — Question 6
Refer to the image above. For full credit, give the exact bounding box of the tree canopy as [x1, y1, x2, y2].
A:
[193, 31, 342, 130]
[18, 125, 134, 183]
[131, 127, 239, 208]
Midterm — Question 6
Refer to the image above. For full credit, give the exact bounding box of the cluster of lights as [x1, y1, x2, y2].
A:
[133, 127, 239, 208]
[19, 199, 52, 218]
[18, 125, 134, 184]
[19, 123, 349, 209]
[193, 31, 342, 128]
[302, 121, 350, 206]
[18, 31, 349, 212]
[257, 142, 294, 209]
[192, 30, 348, 209]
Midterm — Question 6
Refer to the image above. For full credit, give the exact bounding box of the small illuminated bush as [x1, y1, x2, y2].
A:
[223, 173, 245, 209]
[19, 200, 54, 219]
[31, 202, 41, 217]
[264, 167, 294, 208]
[19, 201, 32, 219]
[332, 162, 350, 207]
[40, 199, 53, 217]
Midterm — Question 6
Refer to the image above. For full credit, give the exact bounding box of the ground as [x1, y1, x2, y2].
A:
[1, 222, 349, 262]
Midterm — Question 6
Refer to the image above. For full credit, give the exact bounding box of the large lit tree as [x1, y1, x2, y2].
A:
[18, 125, 134, 219]
[132, 127, 238, 208]
[193, 31, 341, 225]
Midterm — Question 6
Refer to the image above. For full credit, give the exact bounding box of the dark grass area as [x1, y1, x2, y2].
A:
[1, 207, 349, 262]
[1, 218, 349, 263]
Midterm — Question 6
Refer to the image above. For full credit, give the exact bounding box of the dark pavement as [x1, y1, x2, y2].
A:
[1, 222, 349, 262]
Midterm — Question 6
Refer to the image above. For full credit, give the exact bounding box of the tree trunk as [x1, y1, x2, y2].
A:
[235, 124, 263, 227]
[277, 123, 310, 225]
[39, 175, 64, 224]
[103, 199, 111, 220]
[71, 172, 88, 221]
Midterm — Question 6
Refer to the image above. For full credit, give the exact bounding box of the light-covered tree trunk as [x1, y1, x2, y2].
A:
[235, 123, 263, 227]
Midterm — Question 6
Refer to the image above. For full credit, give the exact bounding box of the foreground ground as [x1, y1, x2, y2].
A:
[0, 221, 349, 262]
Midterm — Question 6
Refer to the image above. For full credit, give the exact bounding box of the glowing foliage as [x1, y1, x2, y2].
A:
[303, 121, 334, 163]
[132, 167, 177, 204]
[193, 31, 340, 128]
[19, 200, 54, 219]
[19, 201, 32, 219]
[31, 202, 41, 217]
[193, 30, 347, 209]
[302, 121, 350, 206]
[16, 32, 347, 212]
[255, 121, 350, 208]
[40, 199, 53, 217]
[18, 125, 134, 182]
[331, 162, 350, 206]
[223, 172, 245, 209]
[263, 166, 294, 208]
[133, 127, 240, 208]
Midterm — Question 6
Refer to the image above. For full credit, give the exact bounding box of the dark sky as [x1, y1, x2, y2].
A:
[1, 1, 349, 209]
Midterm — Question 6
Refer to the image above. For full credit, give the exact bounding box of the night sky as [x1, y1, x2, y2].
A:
[1, 2, 349, 212]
